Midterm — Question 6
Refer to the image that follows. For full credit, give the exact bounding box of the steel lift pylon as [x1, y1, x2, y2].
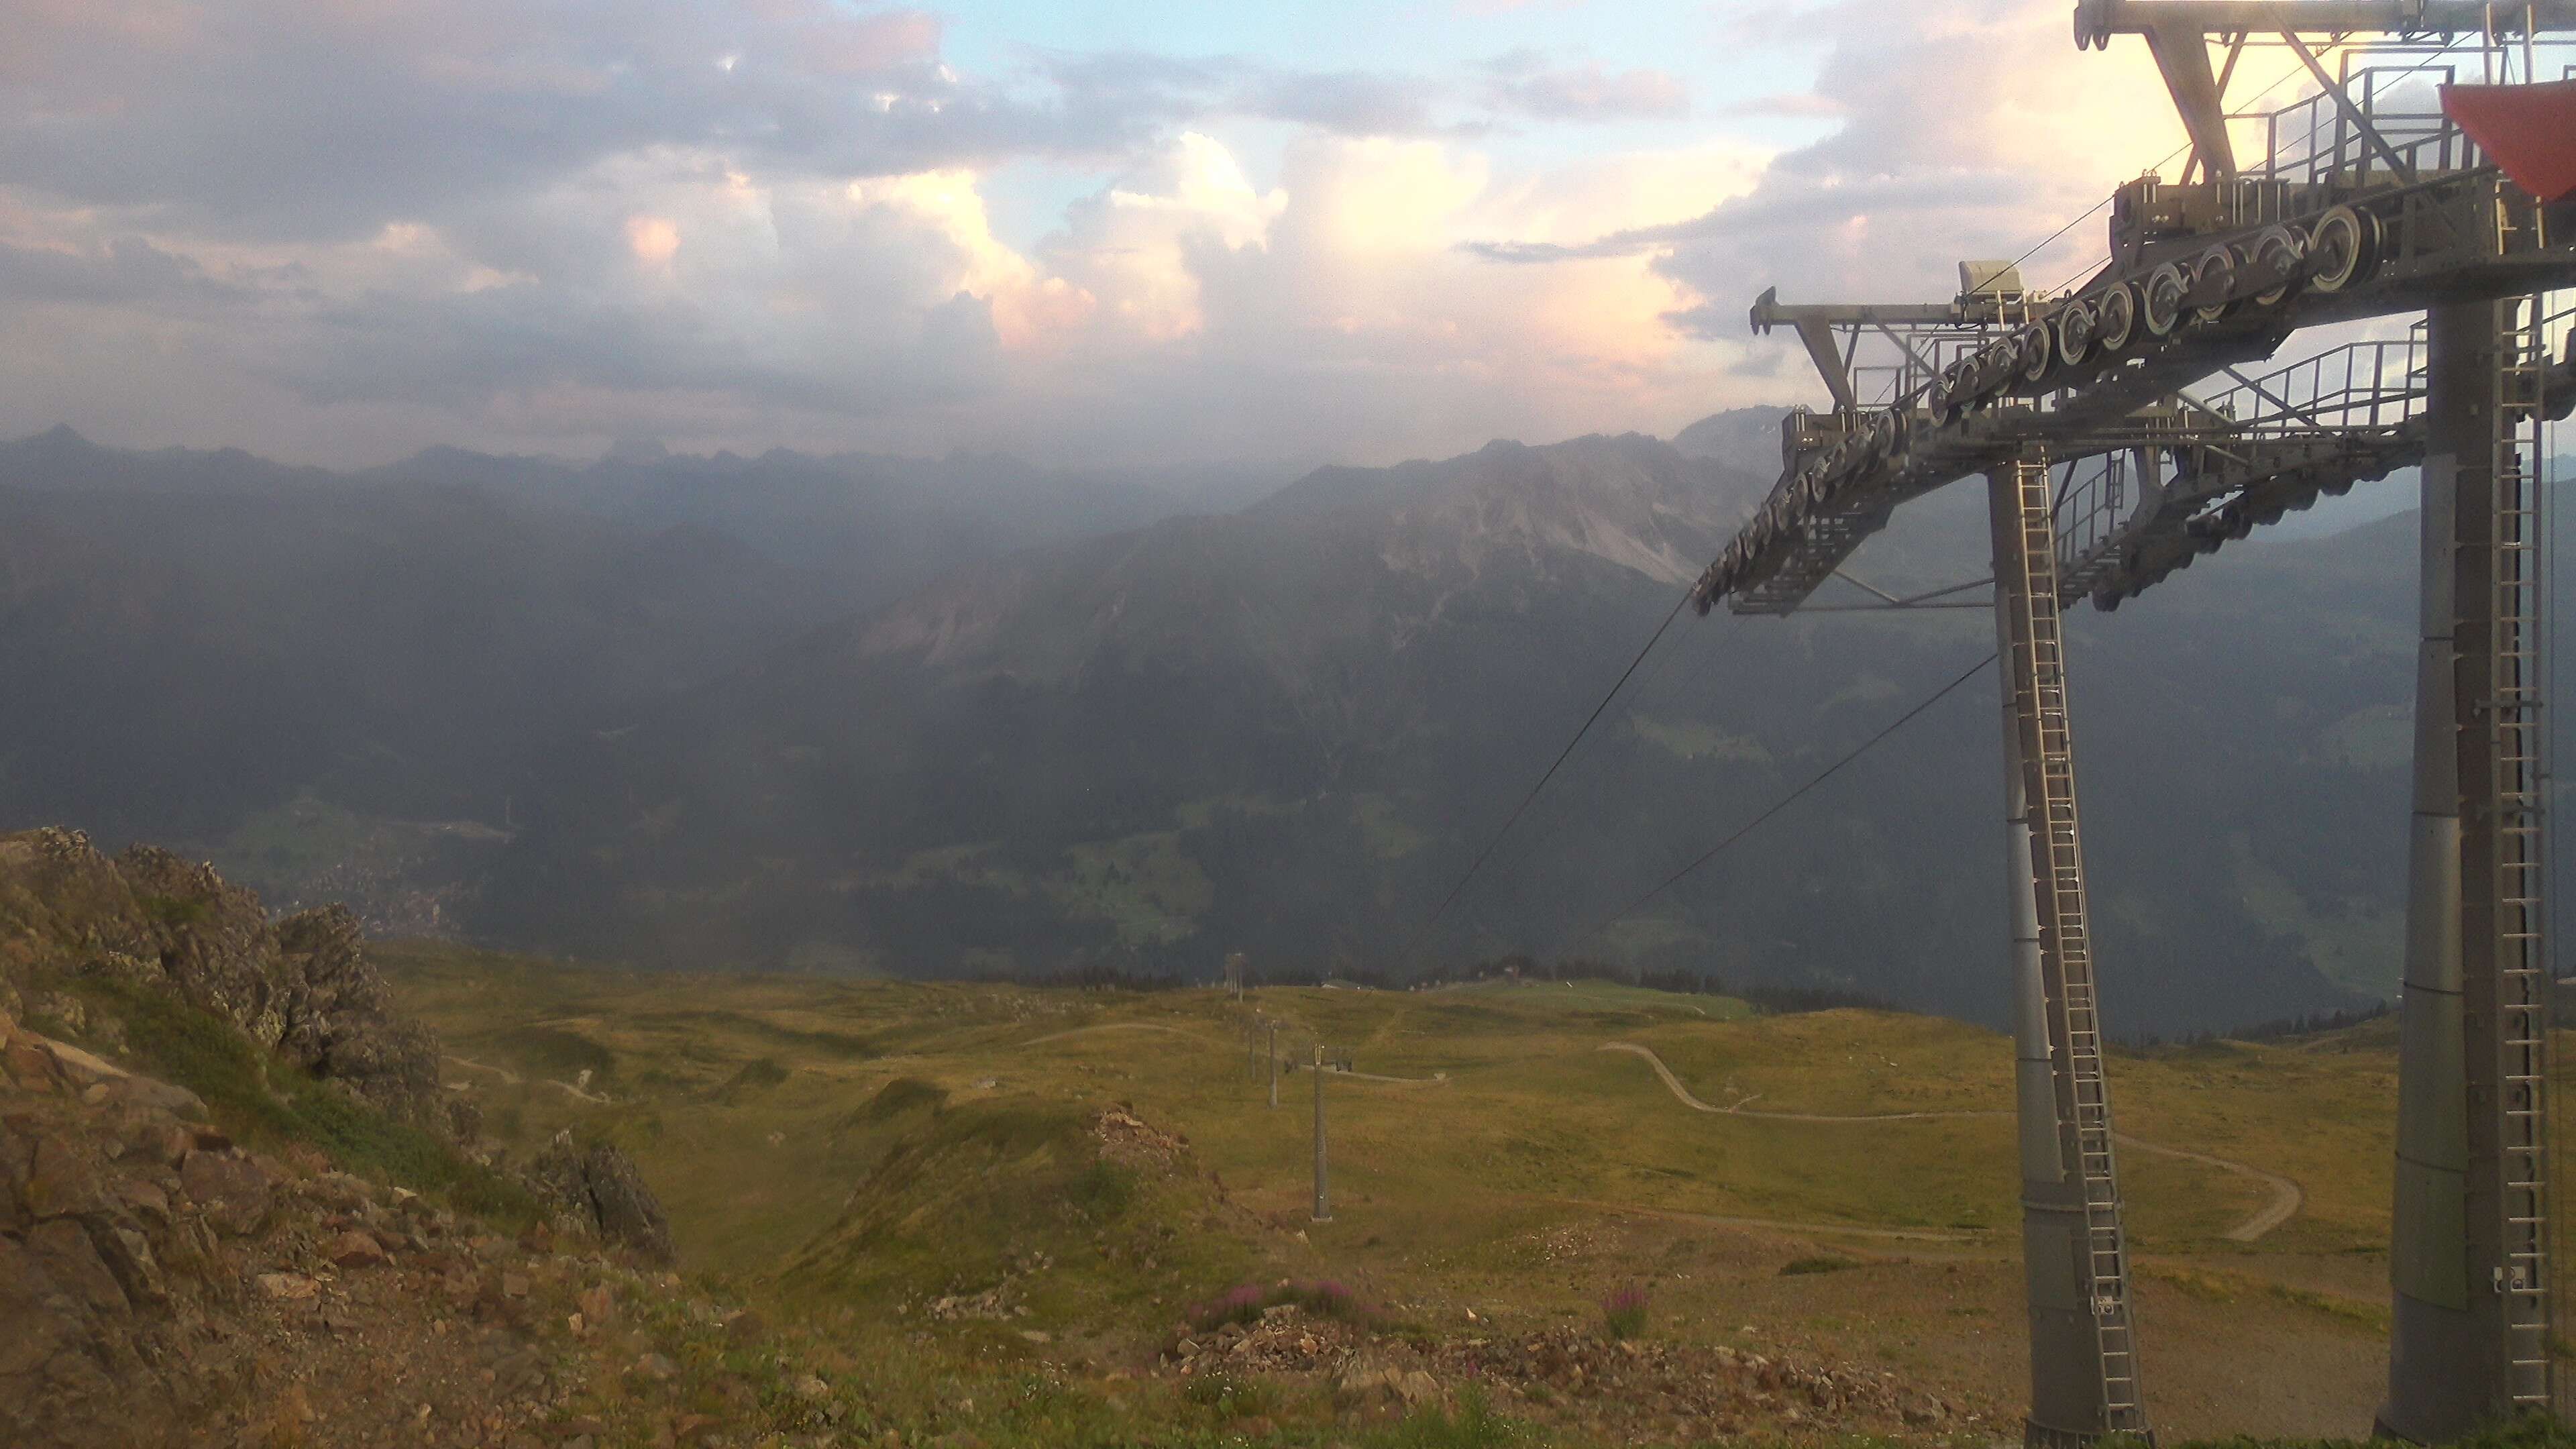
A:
[1992, 455, 2147, 1444]
[1681, 3, 2576, 1440]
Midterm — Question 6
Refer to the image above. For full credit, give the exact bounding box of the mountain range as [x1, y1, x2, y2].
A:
[0, 419, 2512, 1034]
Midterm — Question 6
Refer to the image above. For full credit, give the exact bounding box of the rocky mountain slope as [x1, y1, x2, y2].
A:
[0, 429, 1216, 926]
[0, 828, 808, 1447]
[476, 423, 2455, 1036]
[0, 417, 2513, 1034]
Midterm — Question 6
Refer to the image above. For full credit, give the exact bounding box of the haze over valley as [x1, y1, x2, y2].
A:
[0, 417, 2481, 1035]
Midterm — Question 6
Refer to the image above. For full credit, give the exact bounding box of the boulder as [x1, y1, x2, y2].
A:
[22, 1130, 105, 1221]
[178, 1149, 270, 1236]
[327, 1230, 390, 1269]
[82, 1216, 167, 1309]
[25, 1218, 127, 1317]
[529, 1136, 676, 1265]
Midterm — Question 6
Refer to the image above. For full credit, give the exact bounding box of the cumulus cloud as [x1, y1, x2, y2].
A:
[1466, 0, 2340, 364]
[0, 0, 2286, 467]
[1485, 52, 1690, 121]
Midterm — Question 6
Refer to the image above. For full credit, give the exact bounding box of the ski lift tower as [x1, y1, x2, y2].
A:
[1689, 1, 2576, 1440]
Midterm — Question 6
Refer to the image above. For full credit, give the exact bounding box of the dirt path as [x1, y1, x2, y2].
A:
[1600, 1042, 2003, 1122]
[2112, 1135, 2306, 1243]
[443, 1053, 521, 1085]
[1022, 1022, 1208, 1047]
[1599, 1042, 2303, 1243]
[1542, 1195, 1984, 1244]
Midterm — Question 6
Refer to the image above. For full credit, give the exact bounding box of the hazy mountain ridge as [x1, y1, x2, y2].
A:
[0, 428, 1239, 924]
[471, 427, 2450, 1035]
[0, 419, 2492, 1034]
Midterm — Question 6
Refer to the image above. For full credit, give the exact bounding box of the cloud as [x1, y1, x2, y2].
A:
[1487, 58, 1690, 121]
[0, 0, 2294, 468]
[1468, 0, 2199, 345]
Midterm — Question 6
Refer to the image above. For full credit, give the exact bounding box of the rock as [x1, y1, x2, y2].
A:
[85, 1216, 168, 1309]
[113, 844, 287, 1047]
[576, 1283, 613, 1324]
[34, 1036, 124, 1089]
[25, 1218, 128, 1318]
[631, 1352, 678, 1381]
[1335, 1364, 1393, 1407]
[178, 1149, 270, 1236]
[274, 906, 451, 1131]
[4, 1035, 60, 1092]
[0, 1234, 76, 1377]
[328, 1230, 390, 1269]
[527, 1136, 676, 1265]
[1397, 1370, 1442, 1407]
[23, 1130, 105, 1220]
[794, 1374, 831, 1399]
[101, 1072, 208, 1121]
[256, 1272, 320, 1301]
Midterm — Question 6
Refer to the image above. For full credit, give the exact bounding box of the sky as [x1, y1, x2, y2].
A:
[3, 0, 2330, 472]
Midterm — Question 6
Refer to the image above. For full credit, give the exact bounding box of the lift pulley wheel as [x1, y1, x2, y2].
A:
[2092, 282, 2137, 354]
[2304, 205, 2381, 294]
[2017, 321, 2055, 384]
[2141, 262, 2188, 338]
[2190, 246, 2237, 325]
[2244, 226, 2304, 307]
[2055, 298, 2097, 367]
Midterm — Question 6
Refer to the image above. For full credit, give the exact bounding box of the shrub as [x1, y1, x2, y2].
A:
[1601, 1280, 1650, 1340]
[1780, 1254, 1859, 1276]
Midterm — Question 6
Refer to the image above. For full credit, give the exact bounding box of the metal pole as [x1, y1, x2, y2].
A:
[1268, 1023, 1279, 1109]
[1311, 1046, 1330, 1222]
[1987, 463, 2149, 1448]
[2382, 297, 2555, 1439]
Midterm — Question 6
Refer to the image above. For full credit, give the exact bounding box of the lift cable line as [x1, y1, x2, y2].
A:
[1397, 587, 1695, 964]
[1558, 651, 1998, 955]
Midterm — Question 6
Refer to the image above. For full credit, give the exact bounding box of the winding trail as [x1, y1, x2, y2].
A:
[443, 1053, 521, 1086]
[1022, 1022, 1208, 1047]
[1543, 1196, 1982, 1244]
[1599, 1042, 2304, 1244]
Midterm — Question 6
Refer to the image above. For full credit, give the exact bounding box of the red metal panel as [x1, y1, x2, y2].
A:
[2441, 81, 2576, 204]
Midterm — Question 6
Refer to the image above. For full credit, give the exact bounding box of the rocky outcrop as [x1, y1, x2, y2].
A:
[0, 828, 464, 1139]
[528, 1133, 676, 1266]
[1, 1006, 267, 1447]
[0, 1004, 778, 1449]
[272, 905, 453, 1132]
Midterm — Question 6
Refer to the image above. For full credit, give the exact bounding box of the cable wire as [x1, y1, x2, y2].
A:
[1557, 651, 1998, 954]
[1398, 588, 1696, 963]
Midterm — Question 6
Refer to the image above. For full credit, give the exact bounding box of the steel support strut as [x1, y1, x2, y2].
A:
[1990, 461, 2151, 1448]
[2383, 298, 2557, 1440]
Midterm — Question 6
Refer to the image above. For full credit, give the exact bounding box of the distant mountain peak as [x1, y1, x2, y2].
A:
[602, 437, 674, 466]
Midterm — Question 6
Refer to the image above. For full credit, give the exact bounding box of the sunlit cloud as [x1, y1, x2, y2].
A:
[0, 0, 2320, 468]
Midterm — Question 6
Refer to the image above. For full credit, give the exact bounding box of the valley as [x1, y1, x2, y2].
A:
[2, 421, 2501, 1035]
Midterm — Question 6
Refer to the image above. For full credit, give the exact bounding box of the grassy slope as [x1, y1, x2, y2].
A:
[385, 944, 2449, 1442]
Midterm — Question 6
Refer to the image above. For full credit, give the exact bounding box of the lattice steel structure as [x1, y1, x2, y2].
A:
[1687, 5, 2576, 1442]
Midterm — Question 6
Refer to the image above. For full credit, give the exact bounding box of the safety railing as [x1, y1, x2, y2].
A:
[2245, 64, 2477, 195]
[2182, 331, 2430, 437]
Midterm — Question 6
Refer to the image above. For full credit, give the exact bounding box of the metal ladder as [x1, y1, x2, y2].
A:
[2490, 290, 2555, 1409]
[2005, 458, 2149, 1434]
